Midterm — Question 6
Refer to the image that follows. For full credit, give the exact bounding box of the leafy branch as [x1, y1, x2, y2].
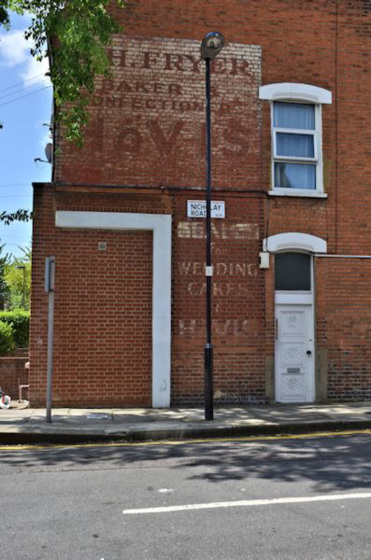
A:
[0, 210, 32, 225]
[2, 0, 125, 145]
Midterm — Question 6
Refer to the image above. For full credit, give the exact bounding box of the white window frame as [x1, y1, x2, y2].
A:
[259, 83, 332, 198]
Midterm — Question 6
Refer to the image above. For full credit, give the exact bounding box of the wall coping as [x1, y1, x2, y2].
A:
[0, 356, 28, 361]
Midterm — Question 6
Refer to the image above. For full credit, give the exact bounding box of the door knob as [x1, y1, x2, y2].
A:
[306, 350, 312, 355]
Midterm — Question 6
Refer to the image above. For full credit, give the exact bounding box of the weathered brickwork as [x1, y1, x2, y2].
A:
[172, 192, 266, 404]
[55, 37, 262, 190]
[30, 0, 371, 406]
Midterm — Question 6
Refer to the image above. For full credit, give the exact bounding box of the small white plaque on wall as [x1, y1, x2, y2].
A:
[187, 200, 225, 219]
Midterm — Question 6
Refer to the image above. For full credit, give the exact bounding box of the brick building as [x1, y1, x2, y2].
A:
[30, 0, 371, 407]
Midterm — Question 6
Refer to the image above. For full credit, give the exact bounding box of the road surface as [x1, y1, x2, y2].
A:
[1, 431, 370, 559]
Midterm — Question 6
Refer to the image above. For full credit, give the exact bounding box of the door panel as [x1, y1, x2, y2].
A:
[275, 305, 314, 403]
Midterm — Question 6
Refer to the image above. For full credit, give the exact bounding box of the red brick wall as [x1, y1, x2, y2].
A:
[172, 192, 266, 404]
[55, 36, 262, 190]
[30, 184, 268, 406]
[316, 258, 371, 401]
[0, 358, 28, 400]
[30, 0, 371, 405]
[30, 187, 154, 407]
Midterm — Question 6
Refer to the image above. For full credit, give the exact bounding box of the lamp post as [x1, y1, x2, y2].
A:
[200, 32, 225, 421]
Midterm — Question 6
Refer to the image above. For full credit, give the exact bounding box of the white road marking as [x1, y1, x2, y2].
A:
[122, 492, 371, 515]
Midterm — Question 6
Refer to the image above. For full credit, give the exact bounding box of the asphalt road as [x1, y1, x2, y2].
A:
[1, 432, 370, 560]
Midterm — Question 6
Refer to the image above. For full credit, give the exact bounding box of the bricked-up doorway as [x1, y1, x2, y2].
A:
[55, 229, 152, 406]
[55, 211, 172, 408]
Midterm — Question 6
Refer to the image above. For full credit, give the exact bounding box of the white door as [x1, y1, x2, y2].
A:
[275, 304, 314, 403]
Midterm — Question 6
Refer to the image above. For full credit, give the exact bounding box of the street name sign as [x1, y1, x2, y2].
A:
[187, 200, 225, 219]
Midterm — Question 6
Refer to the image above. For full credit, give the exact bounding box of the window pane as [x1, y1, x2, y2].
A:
[275, 162, 316, 189]
[276, 133, 314, 158]
[275, 253, 311, 291]
[273, 102, 315, 130]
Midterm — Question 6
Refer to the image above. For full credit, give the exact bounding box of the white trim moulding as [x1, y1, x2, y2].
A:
[267, 191, 328, 199]
[259, 83, 332, 104]
[315, 254, 371, 259]
[263, 232, 327, 254]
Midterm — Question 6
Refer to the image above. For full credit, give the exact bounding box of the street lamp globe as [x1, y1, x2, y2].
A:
[200, 32, 225, 60]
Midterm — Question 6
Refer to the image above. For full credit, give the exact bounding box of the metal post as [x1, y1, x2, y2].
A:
[200, 31, 224, 422]
[45, 257, 55, 423]
[204, 57, 213, 421]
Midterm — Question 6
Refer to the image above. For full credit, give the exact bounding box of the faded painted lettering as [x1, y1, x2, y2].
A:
[177, 222, 259, 240]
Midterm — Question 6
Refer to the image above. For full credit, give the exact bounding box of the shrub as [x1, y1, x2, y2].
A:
[0, 310, 30, 348]
[0, 321, 15, 355]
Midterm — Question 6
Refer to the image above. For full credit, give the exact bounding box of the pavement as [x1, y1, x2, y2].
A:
[1, 401, 371, 444]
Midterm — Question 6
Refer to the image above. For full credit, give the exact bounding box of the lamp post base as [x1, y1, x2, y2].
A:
[204, 343, 214, 421]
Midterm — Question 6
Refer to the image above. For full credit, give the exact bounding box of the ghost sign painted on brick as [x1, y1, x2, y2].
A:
[75, 37, 262, 188]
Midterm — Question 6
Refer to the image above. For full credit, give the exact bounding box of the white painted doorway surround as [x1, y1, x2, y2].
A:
[263, 232, 327, 404]
[56, 210, 172, 408]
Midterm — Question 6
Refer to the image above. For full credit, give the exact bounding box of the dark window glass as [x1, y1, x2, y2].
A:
[275, 252, 311, 291]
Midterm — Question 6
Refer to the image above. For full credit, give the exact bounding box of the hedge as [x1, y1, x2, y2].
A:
[0, 310, 30, 348]
[0, 321, 16, 355]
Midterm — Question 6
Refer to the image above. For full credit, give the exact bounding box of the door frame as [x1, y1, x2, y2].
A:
[263, 232, 327, 404]
[275, 257, 315, 403]
[56, 210, 172, 408]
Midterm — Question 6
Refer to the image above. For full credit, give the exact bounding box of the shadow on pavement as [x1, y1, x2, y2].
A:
[1, 433, 370, 492]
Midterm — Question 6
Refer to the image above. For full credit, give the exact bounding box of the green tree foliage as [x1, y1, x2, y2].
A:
[1, 0, 125, 146]
[0, 1, 125, 224]
[0, 320, 15, 355]
[0, 244, 10, 311]
[0, 1, 11, 27]
[4, 246, 31, 310]
[0, 310, 30, 348]
[0, 209, 31, 225]
[0, 246, 31, 350]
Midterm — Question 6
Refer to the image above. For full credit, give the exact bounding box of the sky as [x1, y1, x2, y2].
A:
[0, 12, 52, 258]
